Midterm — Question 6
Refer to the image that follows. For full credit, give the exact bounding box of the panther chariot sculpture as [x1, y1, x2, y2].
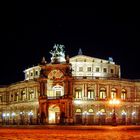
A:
[50, 44, 66, 63]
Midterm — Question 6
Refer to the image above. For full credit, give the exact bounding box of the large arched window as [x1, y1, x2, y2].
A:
[51, 85, 64, 99]
[21, 90, 26, 101]
[75, 88, 82, 99]
[121, 89, 127, 100]
[99, 88, 106, 99]
[11, 94, 14, 102]
[111, 88, 117, 99]
[14, 92, 18, 101]
[87, 89, 95, 99]
[29, 89, 34, 100]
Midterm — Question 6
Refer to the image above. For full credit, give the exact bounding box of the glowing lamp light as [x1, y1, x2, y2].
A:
[20, 112, 23, 115]
[49, 111, 55, 123]
[96, 111, 102, 116]
[28, 112, 33, 116]
[110, 112, 112, 115]
[6, 113, 10, 117]
[2, 113, 6, 117]
[83, 111, 89, 115]
[12, 112, 16, 116]
[121, 112, 127, 115]
[109, 99, 120, 105]
[74, 100, 82, 105]
[132, 112, 136, 116]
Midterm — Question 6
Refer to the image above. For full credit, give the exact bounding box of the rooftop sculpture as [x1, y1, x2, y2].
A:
[50, 44, 66, 63]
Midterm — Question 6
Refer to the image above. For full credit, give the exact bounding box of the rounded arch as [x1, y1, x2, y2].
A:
[88, 109, 94, 113]
[48, 104, 60, 124]
[75, 108, 82, 124]
[76, 108, 82, 113]
[75, 87, 82, 99]
[87, 88, 95, 99]
[99, 87, 106, 99]
[48, 85, 64, 99]
[121, 89, 127, 100]
[111, 88, 117, 99]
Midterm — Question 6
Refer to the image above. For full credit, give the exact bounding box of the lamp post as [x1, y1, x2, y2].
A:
[109, 99, 120, 126]
[11, 112, 16, 125]
[6, 113, 10, 125]
[2, 113, 6, 125]
[132, 111, 136, 124]
[20, 112, 23, 125]
[83, 111, 89, 125]
[28, 112, 33, 125]
[96, 111, 103, 125]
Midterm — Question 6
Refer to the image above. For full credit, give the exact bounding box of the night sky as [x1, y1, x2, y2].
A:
[0, 2, 140, 85]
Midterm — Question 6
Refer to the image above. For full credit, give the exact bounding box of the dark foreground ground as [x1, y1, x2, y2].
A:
[0, 125, 140, 140]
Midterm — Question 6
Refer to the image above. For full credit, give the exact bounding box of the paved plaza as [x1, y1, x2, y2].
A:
[0, 126, 140, 140]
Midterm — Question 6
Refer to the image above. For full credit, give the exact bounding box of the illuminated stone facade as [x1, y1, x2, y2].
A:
[0, 44, 140, 125]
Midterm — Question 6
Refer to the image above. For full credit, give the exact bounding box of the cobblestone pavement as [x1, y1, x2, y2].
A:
[0, 126, 140, 140]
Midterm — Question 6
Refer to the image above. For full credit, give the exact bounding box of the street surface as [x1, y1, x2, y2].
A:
[0, 126, 140, 140]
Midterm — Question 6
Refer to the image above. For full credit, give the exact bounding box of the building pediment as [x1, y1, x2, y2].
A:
[70, 55, 113, 64]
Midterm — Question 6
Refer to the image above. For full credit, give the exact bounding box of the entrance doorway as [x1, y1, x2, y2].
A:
[48, 105, 60, 124]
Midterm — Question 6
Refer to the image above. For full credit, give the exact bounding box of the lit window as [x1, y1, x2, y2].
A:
[121, 89, 127, 100]
[87, 89, 95, 99]
[87, 67, 91, 72]
[21, 90, 26, 100]
[103, 68, 107, 73]
[99, 88, 106, 99]
[76, 109, 82, 113]
[96, 67, 100, 72]
[111, 88, 117, 99]
[88, 109, 94, 113]
[56, 91, 61, 97]
[29, 89, 34, 100]
[75, 89, 82, 99]
[48, 85, 64, 99]
[79, 67, 83, 72]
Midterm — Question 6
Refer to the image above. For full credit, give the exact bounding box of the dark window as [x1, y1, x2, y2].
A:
[35, 71, 38, 75]
[96, 67, 100, 72]
[87, 67, 91, 72]
[79, 67, 83, 72]
[103, 68, 107, 73]
[111, 69, 114, 73]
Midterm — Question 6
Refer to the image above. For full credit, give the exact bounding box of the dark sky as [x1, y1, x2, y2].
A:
[0, 2, 140, 85]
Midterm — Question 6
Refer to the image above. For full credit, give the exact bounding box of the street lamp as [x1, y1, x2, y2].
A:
[2, 113, 6, 125]
[28, 111, 33, 125]
[6, 113, 10, 125]
[20, 112, 23, 125]
[83, 111, 89, 125]
[132, 111, 136, 124]
[96, 111, 103, 125]
[11, 112, 16, 125]
[109, 99, 120, 126]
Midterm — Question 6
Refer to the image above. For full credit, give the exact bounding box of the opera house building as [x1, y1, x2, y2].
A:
[0, 44, 140, 125]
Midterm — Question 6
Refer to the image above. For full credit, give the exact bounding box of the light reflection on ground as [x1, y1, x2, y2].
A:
[0, 126, 140, 140]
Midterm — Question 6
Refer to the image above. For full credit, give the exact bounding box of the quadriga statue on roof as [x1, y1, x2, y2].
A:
[50, 44, 66, 63]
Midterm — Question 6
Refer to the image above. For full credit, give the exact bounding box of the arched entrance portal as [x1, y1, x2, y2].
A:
[48, 105, 60, 124]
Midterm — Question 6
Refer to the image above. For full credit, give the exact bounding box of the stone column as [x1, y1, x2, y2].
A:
[64, 79, 68, 97]
[40, 81, 46, 96]
[84, 83, 87, 97]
